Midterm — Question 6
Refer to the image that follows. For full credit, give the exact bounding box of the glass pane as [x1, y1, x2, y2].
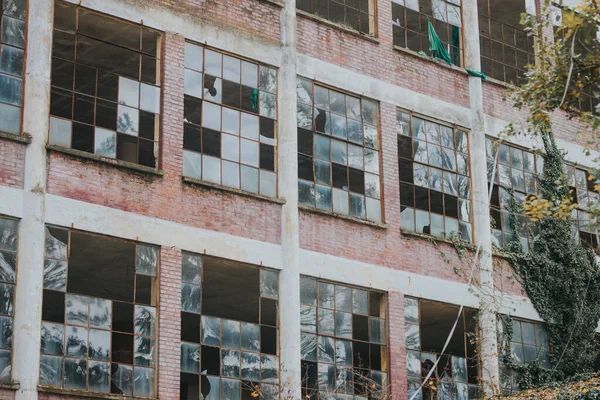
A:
[181, 284, 201, 314]
[181, 342, 200, 373]
[64, 358, 87, 390]
[335, 339, 352, 366]
[222, 349, 241, 378]
[335, 285, 352, 312]
[89, 361, 110, 393]
[405, 323, 420, 349]
[241, 351, 260, 381]
[65, 294, 88, 326]
[134, 305, 156, 336]
[134, 336, 155, 366]
[300, 305, 317, 333]
[318, 308, 334, 336]
[182, 253, 202, 284]
[65, 325, 88, 357]
[300, 277, 317, 306]
[136, 245, 157, 276]
[222, 319, 241, 349]
[133, 366, 154, 397]
[334, 311, 352, 338]
[317, 336, 334, 363]
[112, 363, 133, 396]
[352, 289, 368, 315]
[301, 332, 317, 361]
[89, 329, 111, 361]
[260, 270, 279, 299]
[40, 355, 62, 387]
[241, 323, 260, 352]
[261, 354, 278, 383]
[43, 260, 67, 291]
[318, 282, 335, 309]
[41, 322, 63, 355]
[90, 298, 111, 329]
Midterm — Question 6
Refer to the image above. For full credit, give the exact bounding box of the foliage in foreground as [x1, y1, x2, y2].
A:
[497, 373, 600, 400]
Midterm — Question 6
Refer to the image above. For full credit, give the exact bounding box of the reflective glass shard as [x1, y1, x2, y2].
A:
[112, 363, 133, 396]
[44, 227, 67, 260]
[202, 316, 221, 346]
[89, 361, 110, 393]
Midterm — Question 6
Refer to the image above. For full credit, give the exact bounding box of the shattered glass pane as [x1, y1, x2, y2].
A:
[334, 311, 352, 338]
[300, 305, 317, 333]
[241, 351, 260, 381]
[181, 284, 201, 314]
[0, 219, 17, 252]
[317, 336, 334, 363]
[406, 350, 421, 375]
[89, 298, 112, 329]
[241, 323, 260, 352]
[318, 308, 334, 336]
[202, 316, 221, 346]
[134, 336, 155, 366]
[132, 366, 154, 397]
[112, 363, 133, 396]
[181, 342, 200, 373]
[301, 332, 317, 361]
[89, 361, 110, 393]
[334, 286, 352, 312]
[203, 375, 220, 400]
[182, 253, 202, 284]
[65, 294, 88, 326]
[260, 270, 278, 299]
[45, 227, 67, 260]
[439, 382, 453, 400]
[89, 329, 110, 361]
[335, 340, 352, 366]
[222, 349, 241, 378]
[222, 319, 241, 349]
[261, 354, 278, 382]
[65, 325, 88, 357]
[64, 358, 87, 390]
[41, 322, 63, 355]
[136, 245, 157, 276]
[134, 305, 156, 336]
[43, 260, 67, 291]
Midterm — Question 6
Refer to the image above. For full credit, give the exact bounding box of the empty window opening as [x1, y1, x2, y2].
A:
[182, 42, 278, 198]
[180, 253, 280, 400]
[486, 138, 541, 251]
[478, 0, 535, 84]
[0, 217, 18, 384]
[297, 0, 376, 36]
[40, 227, 158, 397]
[49, 1, 162, 168]
[398, 110, 473, 241]
[297, 78, 382, 223]
[498, 317, 549, 394]
[0, 0, 26, 136]
[300, 276, 388, 399]
[405, 298, 480, 399]
[392, 0, 464, 66]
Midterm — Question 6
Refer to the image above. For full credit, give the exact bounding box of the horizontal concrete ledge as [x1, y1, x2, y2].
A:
[0, 131, 32, 145]
[257, 0, 284, 7]
[0, 382, 19, 391]
[400, 229, 478, 252]
[182, 176, 286, 204]
[38, 386, 154, 400]
[298, 205, 387, 229]
[296, 10, 380, 44]
[46, 145, 165, 177]
[392, 45, 470, 77]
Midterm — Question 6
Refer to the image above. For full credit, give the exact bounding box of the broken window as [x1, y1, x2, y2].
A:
[486, 138, 541, 251]
[497, 317, 549, 394]
[299, 277, 387, 399]
[563, 164, 600, 250]
[297, 78, 382, 222]
[40, 227, 158, 397]
[0, 217, 17, 383]
[48, 2, 162, 168]
[478, 0, 535, 84]
[182, 42, 278, 198]
[0, 0, 27, 135]
[296, 0, 376, 36]
[405, 298, 480, 400]
[392, 0, 464, 66]
[398, 110, 473, 241]
[180, 254, 280, 400]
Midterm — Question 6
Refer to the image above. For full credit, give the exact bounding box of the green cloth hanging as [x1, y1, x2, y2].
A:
[427, 20, 452, 65]
[466, 68, 488, 80]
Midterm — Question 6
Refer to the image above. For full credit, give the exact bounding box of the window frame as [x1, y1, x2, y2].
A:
[296, 0, 378, 37]
[0, 216, 19, 384]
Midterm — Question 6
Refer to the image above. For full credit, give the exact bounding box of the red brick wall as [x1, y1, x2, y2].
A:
[300, 102, 475, 284]
[46, 32, 282, 245]
[148, 0, 281, 45]
[0, 140, 25, 189]
[493, 257, 525, 297]
[387, 291, 408, 400]
[296, 0, 471, 108]
[0, 389, 15, 400]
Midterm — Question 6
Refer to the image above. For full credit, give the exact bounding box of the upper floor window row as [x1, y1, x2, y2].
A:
[48, 2, 162, 168]
[181, 42, 278, 198]
[0, 0, 27, 136]
[297, 0, 376, 36]
[297, 78, 382, 223]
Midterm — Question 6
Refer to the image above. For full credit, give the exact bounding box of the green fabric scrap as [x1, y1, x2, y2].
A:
[427, 20, 452, 65]
[466, 68, 488, 80]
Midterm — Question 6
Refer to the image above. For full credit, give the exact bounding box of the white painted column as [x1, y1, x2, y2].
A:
[277, 0, 302, 398]
[462, 1, 500, 396]
[12, 0, 53, 398]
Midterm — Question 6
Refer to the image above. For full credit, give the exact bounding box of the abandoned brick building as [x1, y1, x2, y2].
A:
[0, 0, 597, 399]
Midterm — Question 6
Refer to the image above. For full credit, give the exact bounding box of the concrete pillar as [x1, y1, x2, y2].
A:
[462, 1, 500, 396]
[12, 0, 53, 399]
[277, 0, 302, 398]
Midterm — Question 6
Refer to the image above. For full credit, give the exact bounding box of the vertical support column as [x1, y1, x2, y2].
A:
[277, 0, 301, 398]
[157, 247, 182, 400]
[387, 292, 407, 400]
[462, 1, 500, 396]
[12, 0, 54, 399]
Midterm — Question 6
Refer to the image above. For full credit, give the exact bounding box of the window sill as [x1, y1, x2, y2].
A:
[38, 386, 155, 400]
[0, 131, 31, 145]
[296, 10, 380, 44]
[482, 75, 514, 89]
[46, 145, 164, 177]
[257, 0, 284, 7]
[298, 205, 387, 229]
[400, 229, 476, 249]
[0, 382, 19, 390]
[182, 176, 286, 205]
[393, 45, 468, 76]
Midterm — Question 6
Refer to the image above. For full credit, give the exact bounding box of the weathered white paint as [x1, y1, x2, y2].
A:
[277, 0, 302, 397]
[12, 0, 53, 398]
[0, 186, 23, 219]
